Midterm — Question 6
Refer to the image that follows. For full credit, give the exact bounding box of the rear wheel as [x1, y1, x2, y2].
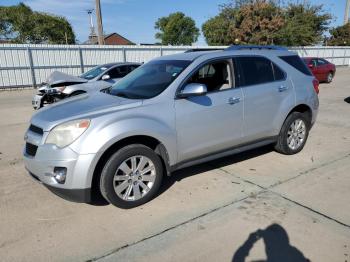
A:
[275, 112, 310, 155]
[326, 72, 333, 83]
[100, 144, 163, 208]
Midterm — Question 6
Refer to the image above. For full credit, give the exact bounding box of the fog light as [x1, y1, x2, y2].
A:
[53, 167, 67, 184]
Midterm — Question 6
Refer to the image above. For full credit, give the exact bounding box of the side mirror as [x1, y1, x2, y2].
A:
[178, 83, 207, 98]
[102, 74, 111, 80]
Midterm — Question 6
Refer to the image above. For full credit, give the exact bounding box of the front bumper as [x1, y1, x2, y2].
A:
[32, 94, 44, 110]
[28, 171, 91, 203]
[23, 143, 96, 203]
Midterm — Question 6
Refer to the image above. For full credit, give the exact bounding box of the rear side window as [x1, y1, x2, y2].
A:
[317, 59, 328, 65]
[279, 55, 312, 76]
[272, 63, 285, 81]
[235, 57, 276, 87]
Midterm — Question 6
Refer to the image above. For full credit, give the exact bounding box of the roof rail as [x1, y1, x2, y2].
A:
[185, 48, 224, 53]
[225, 45, 287, 51]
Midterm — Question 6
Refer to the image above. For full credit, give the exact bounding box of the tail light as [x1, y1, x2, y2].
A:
[312, 79, 319, 94]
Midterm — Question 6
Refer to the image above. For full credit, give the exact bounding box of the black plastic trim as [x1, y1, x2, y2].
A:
[45, 185, 91, 203]
[170, 136, 277, 173]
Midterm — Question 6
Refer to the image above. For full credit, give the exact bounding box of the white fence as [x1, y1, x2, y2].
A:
[0, 44, 349, 89]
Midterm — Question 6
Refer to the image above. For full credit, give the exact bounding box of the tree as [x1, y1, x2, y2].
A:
[155, 12, 200, 45]
[327, 23, 350, 46]
[0, 3, 75, 44]
[275, 4, 331, 46]
[202, 0, 331, 46]
[202, 1, 285, 45]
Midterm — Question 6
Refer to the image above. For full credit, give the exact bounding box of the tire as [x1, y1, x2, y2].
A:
[100, 144, 163, 209]
[326, 72, 333, 83]
[275, 112, 310, 155]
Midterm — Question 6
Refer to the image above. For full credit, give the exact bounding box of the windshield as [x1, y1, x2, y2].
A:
[81, 65, 113, 80]
[109, 60, 191, 99]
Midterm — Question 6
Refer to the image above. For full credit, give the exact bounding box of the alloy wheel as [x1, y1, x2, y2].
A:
[113, 155, 156, 201]
[287, 119, 306, 150]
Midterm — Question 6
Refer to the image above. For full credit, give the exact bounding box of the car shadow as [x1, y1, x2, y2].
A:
[90, 145, 274, 206]
[232, 224, 310, 262]
[157, 145, 273, 197]
[344, 97, 350, 104]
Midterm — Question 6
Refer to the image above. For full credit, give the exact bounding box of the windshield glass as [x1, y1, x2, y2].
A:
[81, 65, 113, 80]
[109, 60, 191, 99]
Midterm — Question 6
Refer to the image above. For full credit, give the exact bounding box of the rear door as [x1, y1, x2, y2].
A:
[234, 56, 294, 141]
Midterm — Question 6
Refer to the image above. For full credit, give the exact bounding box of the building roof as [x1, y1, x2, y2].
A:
[85, 32, 134, 45]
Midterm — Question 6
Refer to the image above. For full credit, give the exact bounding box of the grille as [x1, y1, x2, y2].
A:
[25, 143, 38, 157]
[29, 124, 43, 135]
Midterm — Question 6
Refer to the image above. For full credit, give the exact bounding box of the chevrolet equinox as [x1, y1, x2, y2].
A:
[23, 46, 319, 208]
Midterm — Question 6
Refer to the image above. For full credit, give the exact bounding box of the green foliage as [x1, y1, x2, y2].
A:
[0, 3, 75, 44]
[155, 12, 200, 45]
[275, 4, 331, 46]
[202, 0, 331, 46]
[327, 23, 350, 46]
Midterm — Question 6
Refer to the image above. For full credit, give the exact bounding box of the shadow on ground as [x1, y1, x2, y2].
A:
[90, 145, 273, 206]
[232, 224, 310, 262]
[157, 145, 273, 197]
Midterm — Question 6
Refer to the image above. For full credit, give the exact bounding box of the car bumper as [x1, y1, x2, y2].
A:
[28, 170, 91, 202]
[23, 144, 96, 203]
[32, 94, 44, 110]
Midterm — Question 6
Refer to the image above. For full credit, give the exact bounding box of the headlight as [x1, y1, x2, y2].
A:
[45, 119, 90, 148]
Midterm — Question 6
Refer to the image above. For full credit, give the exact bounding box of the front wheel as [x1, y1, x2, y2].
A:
[100, 144, 163, 208]
[326, 72, 333, 83]
[275, 112, 310, 155]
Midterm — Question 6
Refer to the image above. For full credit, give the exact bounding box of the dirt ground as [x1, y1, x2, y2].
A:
[0, 68, 349, 261]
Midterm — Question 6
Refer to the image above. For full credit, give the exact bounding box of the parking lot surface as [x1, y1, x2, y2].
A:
[0, 68, 350, 261]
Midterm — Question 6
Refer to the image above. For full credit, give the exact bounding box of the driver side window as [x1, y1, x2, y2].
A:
[186, 60, 233, 93]
[107, 66, 129, 79]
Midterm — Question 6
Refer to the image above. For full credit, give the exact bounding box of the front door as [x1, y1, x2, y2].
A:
[175, 59, 244, 163]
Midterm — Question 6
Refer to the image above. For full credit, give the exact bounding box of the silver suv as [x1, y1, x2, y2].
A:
[23, 46, 319, 208]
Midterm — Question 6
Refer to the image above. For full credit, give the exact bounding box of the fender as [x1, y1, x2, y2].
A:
[69, 116, 177, 165]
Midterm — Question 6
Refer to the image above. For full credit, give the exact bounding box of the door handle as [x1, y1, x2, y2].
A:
[278, 85, 289, 92]
[228, 97, 241, 105]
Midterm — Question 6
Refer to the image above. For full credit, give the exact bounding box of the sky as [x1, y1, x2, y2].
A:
[1, 0, 347, 45]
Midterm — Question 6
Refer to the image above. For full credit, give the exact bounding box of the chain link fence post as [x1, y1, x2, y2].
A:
[27, 47, 37, 88]
[78, 47, 84, 73]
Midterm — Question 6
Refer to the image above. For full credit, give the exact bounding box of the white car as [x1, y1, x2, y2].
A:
[32, 62, 141, 109]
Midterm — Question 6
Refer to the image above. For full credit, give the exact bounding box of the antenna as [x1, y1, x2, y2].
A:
[87, 9, 97, 43]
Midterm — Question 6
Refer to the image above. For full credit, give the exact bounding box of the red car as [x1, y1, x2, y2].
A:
[302, 57, 336, 83]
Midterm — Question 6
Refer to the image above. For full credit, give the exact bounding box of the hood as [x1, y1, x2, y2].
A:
[62, 81, 112, 94]
[31, 92, 142, 131]
[46, 71, 87, 87]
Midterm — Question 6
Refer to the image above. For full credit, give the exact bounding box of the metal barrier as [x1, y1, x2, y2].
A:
[0, 44, 349, 89]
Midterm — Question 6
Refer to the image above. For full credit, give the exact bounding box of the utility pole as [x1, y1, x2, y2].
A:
[95, 0, 104, 45]
[345, 0, 350, 24]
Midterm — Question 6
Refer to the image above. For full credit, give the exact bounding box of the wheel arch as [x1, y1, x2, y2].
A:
[287, 104, 312, 122]
[90, 135, 171, 202]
